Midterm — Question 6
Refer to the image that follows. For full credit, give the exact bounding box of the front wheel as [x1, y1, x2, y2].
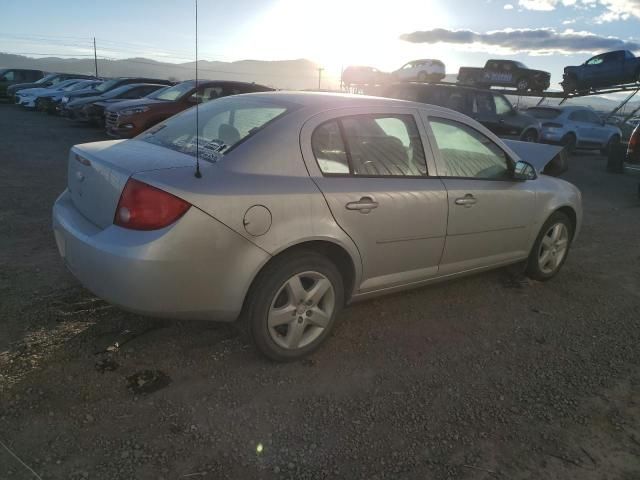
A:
[601, 134, 620, 156]
[521, 129, 538, 142]
[242, 251, 344, 361]
[526, 212, 573, 281]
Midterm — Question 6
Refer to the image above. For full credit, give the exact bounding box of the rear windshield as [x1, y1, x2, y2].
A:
[139, 96, 292, 162]
[527, 108, 561, 119]
[149, 82, 195, 101]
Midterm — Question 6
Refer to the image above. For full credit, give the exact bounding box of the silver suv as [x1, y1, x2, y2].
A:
[527, 105, 622, 154]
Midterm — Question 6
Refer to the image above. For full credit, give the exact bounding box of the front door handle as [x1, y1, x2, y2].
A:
[346, 196, 378, 213]
[455, 194, 477, 207]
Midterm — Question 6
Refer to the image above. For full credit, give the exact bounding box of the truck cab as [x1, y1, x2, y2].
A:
[0, 69, 44, 98]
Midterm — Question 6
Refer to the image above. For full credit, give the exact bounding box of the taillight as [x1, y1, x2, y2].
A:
[114, 179, 191, 230]
[628, 126, 640, 157]
[542, 122, 562, 128]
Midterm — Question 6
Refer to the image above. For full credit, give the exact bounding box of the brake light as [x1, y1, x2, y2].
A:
[542, 122, 563, 128]
[628, 126, 640, 156]
[114, 179, 191, 230]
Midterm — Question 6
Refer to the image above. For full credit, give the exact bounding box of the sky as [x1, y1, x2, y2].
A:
[2, 0, 640, 89]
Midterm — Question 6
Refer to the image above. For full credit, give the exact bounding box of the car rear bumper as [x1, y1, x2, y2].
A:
[52, 189, 270, 322]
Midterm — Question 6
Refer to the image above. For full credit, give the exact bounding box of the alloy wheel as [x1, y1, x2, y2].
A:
[267, 271, 335, 350]
[537, 223, 569, 274]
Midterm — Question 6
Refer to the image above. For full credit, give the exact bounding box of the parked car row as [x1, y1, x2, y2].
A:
[6, 69, 274, 137]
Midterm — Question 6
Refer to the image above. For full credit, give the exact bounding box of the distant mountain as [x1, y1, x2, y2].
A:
[0, 53, 336, 90]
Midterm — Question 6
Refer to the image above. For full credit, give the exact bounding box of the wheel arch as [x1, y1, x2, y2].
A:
[554, 205, 577, 238]
[245, 238, 361, 310]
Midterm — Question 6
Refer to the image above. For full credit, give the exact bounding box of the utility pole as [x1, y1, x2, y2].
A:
[318, 67, 323, 91]
[93, 37, 98, 77]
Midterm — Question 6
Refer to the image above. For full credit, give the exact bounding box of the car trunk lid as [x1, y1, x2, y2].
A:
[68, 139, 195, 229]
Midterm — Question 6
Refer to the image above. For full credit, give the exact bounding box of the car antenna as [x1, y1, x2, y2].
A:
[194, 0, 202, 179]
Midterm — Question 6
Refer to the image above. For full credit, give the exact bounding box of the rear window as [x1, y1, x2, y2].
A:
[527, 108, 561, 120]
[150, 82, 195, 101]
[139, 96, 292, 162]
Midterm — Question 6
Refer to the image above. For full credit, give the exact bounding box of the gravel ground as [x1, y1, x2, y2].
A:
[0, 104, 639, 480]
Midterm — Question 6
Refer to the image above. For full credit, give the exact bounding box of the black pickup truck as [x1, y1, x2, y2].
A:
[561, 50, 640, 93]
[457, 60, 551, 92]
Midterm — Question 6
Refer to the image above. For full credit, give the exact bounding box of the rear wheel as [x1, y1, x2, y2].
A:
[561, 132, 577, 153]
[516, 78, 529, 92]
[241, 251, 344, 361]
[526, 212, 573, 281]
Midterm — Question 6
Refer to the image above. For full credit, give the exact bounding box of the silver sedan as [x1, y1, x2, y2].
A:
[53, 92, 582, 361]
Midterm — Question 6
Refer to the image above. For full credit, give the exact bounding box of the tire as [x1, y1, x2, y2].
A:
[241, 250, 344, 362]
[526, 211, 573, 281]
[417, 72, 428, 83]
[521, 129, 538, 142]
[561, 133, 577, 153]
[601, 134, 620, 156]
[516, 78, 529, 92]
[562, 76, 577, 94]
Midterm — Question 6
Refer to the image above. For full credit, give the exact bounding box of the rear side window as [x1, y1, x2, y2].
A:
[312, 114, 427, 177]
[527, 108, 561, 119]
[473, 92, 495, 115]
[429, 118, 511, 179]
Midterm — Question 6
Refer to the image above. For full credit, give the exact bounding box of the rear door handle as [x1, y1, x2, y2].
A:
[346, 196, 378, 213]
[455, 194, 477, 207]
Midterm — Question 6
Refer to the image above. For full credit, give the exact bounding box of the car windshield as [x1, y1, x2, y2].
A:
[514, 61, 527, 68]
[149, 82, 195, 101]
[139, 96, 292, 161]
[527, 108, 561, 119]
[35, 74, 57, 84]
[94, 79, 120, 93]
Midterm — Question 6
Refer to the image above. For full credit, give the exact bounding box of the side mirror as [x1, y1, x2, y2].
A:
[513, 160, 537, 181]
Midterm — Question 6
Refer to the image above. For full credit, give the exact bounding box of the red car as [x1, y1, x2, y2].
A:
[105, 80, 273, 138]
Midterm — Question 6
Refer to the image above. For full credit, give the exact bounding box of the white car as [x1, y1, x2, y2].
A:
[15, 79, 86, 108]
[527, 106, 622, 154]
[393, 59, 446, 83]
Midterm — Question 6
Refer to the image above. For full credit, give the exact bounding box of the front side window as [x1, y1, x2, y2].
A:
[473, 92, 495, 115]
[493, 95, 513, 115]
[140, 96, 290, 161]
[312, 114, 427, 177]
[569, 111, 588, 122]
[586, 55, 604, 66]
[429, 118, 511, 179]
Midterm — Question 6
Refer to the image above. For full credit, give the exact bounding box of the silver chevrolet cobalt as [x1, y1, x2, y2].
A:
[53, 92, 582, 361]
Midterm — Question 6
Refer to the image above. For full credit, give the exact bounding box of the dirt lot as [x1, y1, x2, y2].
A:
[0, 103, 639, 480]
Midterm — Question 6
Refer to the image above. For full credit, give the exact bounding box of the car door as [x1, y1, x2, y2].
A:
[300, 106, 448, 293]
[583, 109, 608, 145]
[421, 111, 536, 274]
[567, 110, 594, 145]
[471, 90, 503, 134]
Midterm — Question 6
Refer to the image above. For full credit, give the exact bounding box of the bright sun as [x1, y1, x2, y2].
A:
[246, 0, 451, 79]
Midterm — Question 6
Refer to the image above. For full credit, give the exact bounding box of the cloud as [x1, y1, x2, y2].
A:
[598, 0, 640, 20]
[504, 3, 515, 8]
[399, 27, 640, 54]
[516, 0, 640, 20]
[562, 18, 577, 22]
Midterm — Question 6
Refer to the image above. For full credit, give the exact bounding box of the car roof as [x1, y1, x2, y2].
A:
[240, 90, 457, 115]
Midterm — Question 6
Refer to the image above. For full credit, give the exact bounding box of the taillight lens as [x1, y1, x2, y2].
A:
[628, 126, 639, 157]
[114, 178, 191, 230]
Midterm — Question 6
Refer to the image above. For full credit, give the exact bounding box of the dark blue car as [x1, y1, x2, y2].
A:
[562, 50, 640, 93]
